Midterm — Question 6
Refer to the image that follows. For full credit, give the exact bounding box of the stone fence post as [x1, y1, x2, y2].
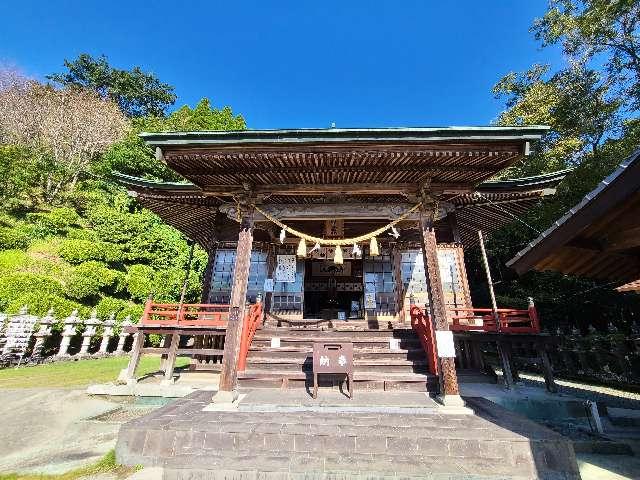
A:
[115, 316, 133, 355]
[99, 314, 116, 355]
[79, 310, 101, 356]
[57, 310, 80, 357]
[32, 309, 55, 358]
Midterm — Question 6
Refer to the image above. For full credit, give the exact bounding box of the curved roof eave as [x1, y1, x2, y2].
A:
[139, 125, 551, 147]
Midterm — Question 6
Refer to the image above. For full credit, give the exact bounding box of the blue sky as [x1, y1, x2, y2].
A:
[1, 1, 562, 129]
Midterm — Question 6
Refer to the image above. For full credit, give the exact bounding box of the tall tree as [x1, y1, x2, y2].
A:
[532, 0, 640, 111]
[0, 69, 129, 202]
[47, 54, 177, 117]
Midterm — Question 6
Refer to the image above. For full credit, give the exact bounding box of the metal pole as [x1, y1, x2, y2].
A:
[478, 230, 500, 330]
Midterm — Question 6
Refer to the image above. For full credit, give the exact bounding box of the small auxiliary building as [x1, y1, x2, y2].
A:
[115, 126, 569, 400]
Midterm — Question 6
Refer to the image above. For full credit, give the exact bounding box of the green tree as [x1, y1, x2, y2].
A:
[533, 0, 640, 111]
[99, 99, 246, 180]
[48, 54, 177, 117]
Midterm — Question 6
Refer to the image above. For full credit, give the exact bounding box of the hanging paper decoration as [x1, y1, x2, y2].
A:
[279, 228, 286, 244]
[334, 245, 344, 264]
[309, 242, 321, 254]
[370, 237, 379, 256]
[388, 226, 400, 239]
[296, 238, 307, 258]
[352, 243, 362, 257]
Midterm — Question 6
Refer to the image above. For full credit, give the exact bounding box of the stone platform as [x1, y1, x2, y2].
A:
[116, 391, 581, 479]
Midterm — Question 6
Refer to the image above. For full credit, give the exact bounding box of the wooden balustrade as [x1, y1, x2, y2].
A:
[448, 304, 540, 334]
[237, 301, 264, 372]
[140, 300, 230, 327]
[409, 305, 438, 375]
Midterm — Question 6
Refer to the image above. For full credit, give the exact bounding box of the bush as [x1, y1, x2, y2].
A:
[126, 224, 185, 269]
[0, 272, 64, 311]
[0, 226, 31, 249]
[86, 204, 156, 245]
[5, 292, 88, 321]
[125, 264, 155, 301]
[0, 249, 29, 273]
[58, 238, 122, 264]
[26, 207, 80, 236]
[65, 261, 121, 300]
[95, 296, 128, 319]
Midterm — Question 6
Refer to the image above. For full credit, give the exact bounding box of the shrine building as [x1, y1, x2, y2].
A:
[115, 126, 569, 402]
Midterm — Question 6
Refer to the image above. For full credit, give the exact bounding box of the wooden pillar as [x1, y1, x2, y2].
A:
[219, 206, 255, 392]
[498, 341, 515, 389]
[200, 244, 218, 304]
[538, 344, 558, 393]
[264, 244, 277, 323]
[392, 246, 405, 324]
[125, 331, 144, 382]
[447, 211, 462, 244]
[419, 204, 460, 398]
[163, 332, 180, 384]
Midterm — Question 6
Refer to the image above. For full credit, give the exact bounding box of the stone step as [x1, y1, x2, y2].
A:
[117, 393, 580, 480]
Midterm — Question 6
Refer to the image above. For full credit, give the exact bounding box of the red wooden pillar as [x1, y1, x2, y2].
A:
[418, 204, 461, 400]
[219, 207, 255, 393]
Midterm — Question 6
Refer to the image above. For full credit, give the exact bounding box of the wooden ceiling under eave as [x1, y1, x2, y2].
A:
[507, 148, 640, 284]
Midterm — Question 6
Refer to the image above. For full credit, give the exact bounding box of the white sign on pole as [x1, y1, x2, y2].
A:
[435, 330, 456, 358]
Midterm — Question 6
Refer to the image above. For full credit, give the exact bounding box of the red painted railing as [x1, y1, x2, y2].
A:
[238, 301, 264, 371]
[409, 305, 439, 375]
[448, 304, 540, 334]
[140, 300, 229, 327]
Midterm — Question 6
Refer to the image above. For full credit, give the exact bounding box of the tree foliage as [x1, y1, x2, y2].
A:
[532, 0, 640, 110]
[481, 0, 640, 332]
[0, 68, 129, 203]
[48, 53, 177, 117]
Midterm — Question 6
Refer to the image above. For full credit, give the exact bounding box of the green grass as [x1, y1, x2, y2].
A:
[0, 450, 139, 480]
[0, 355, 189, 388]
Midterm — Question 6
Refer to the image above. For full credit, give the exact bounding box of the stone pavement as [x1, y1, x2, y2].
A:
[116, 391, 581, 479]
[0, 388, 120, 474]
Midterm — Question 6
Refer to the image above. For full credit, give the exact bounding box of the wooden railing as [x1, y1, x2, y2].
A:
[409, 305, 439, 375]
[140, 300, 229, 327]
[448, 304, 540, 334]
[238, 301, 264, 371]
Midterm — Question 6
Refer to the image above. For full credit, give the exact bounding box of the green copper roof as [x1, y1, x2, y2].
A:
[140, 126, 550, 147]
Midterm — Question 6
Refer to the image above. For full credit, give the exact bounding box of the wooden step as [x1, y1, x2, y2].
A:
[252, 338, 420, 349]
[255, 328, 416, 339]
[247, 346, 424, 361]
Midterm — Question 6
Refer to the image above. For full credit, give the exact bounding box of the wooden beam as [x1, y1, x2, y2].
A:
[219, 206, 255, 392]
[219, 203, 446, 221]
[203, 183, 475, 197]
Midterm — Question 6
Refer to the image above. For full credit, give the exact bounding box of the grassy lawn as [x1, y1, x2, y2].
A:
[0, 355, 189, 389]
[0, 450, 137, 480]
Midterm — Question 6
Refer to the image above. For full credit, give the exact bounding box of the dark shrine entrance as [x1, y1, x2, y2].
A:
[303, 258, 364, 320]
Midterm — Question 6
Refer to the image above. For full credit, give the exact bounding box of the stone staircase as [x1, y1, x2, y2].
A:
[116, 392, 581, 479]
[238, 326, 439, 392]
